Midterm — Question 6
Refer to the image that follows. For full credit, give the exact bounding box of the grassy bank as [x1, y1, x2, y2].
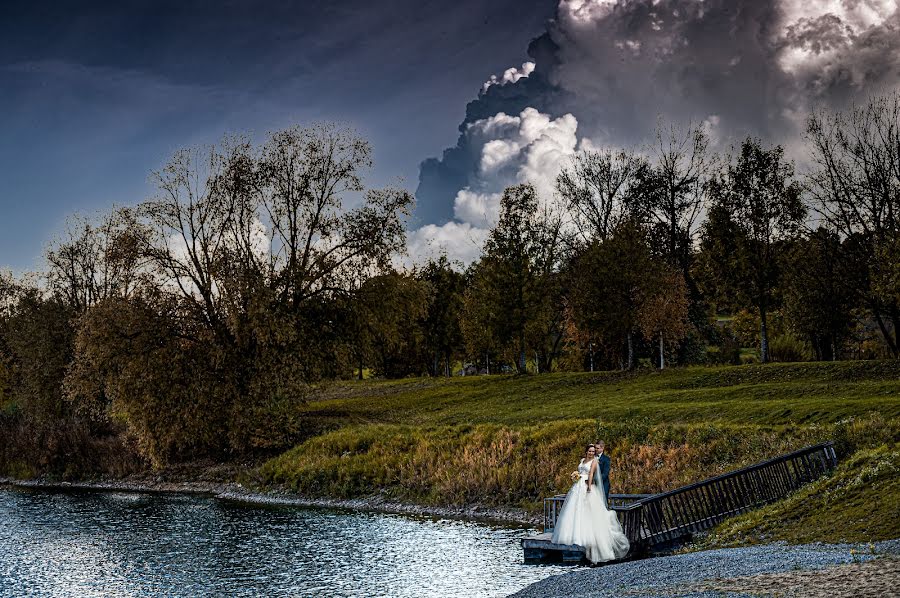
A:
[698, 444, 900, 545]
[258, 361, 900, 543]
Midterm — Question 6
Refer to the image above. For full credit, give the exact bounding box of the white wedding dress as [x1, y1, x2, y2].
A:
[551, 458, 630, 563]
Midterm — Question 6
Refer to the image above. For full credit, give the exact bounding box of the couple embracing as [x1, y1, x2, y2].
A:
[550, 441, 630, 564]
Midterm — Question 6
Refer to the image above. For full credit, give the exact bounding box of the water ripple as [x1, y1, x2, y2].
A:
[0, 487, 569, 597]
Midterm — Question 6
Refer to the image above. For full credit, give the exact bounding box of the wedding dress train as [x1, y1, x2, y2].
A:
[550, 458, 630, 563]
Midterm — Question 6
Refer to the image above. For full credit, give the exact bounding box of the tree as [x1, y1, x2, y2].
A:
[351, 272, 429, 379]
[705, 138, 806, 363]
[1, 287, 76, 423]
[633, 123, 710, 278]
[556, 149, 645, 243]
[418, 256, 466, 377]
[637, 268, 691, 369]
[68, 124, 414, 461]
[45, 209, 147, 313]
[781, 228, 862, 361]
[806, 93, 900, 356]
[462, 184, 565, 373]
[567, 220, 654, 370]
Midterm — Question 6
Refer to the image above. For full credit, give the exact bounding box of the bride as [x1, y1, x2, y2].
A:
[551, 444, 630, 564]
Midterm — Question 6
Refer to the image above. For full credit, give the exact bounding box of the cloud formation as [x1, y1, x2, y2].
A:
[410, 0, 900, 265]
[408, 107, 584, 264]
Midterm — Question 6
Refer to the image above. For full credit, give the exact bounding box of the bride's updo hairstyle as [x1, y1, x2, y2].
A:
[585, 444, 595, 456]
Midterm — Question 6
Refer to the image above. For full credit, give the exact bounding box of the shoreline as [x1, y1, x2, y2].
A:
[0, 475, 541, 528]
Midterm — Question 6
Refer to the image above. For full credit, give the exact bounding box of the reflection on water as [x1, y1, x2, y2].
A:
[0, 487, 568, 597]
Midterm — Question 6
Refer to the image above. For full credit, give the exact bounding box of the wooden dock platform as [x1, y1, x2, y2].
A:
[522, 533, 586, 563]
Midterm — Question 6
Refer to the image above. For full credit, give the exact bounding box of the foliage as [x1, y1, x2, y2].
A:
[417, 256, 466, 377]
[566, 220, 654, 370]
[730, 309, 760, 348]
[461, 184, 565, 373]
[351, 272, 429, 379]
[704, 138, 806, 362]
[767, 332, 812, 363]
[59, 124, 413, 465]
[637, 268, 691, 369]
[781, 228, 862, 361]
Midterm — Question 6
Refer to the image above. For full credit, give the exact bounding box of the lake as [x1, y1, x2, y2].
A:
[0, 486, 568, 597]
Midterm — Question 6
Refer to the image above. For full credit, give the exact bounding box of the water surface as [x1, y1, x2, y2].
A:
[0, 486, 568, 597]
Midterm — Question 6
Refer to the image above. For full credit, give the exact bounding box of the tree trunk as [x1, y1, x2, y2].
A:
[659, 333, 665, 370]
[486, 352, 490, 375]
[358, 354, 364, 381]
[626, 331, 634, 370]
[890, 302, 900, 358]
[589, 341, 594, 372]
[872, 308, 899, 358]
[760, 308, 769, 363]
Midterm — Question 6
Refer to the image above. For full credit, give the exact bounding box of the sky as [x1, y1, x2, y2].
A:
[0, 0, 555, 271]
[2, 0, 899, 271]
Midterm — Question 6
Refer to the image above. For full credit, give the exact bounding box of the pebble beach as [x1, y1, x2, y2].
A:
[510, 540, 900, 597]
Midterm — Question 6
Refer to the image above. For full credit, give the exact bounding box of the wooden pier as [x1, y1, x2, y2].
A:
[523, 441, 838, 564]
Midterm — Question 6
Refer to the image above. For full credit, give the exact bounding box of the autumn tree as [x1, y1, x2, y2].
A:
[350, 272, 429, 379]
[418, 256, 466, 377]
[68, 124, 412, 463]
[556, 149, 645, 243]
[637, 268, 691, 369]
[632, 123, 710, 280]
[567, 220, 654, 370]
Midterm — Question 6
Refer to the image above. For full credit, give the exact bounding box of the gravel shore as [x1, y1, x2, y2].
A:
[509, 540, 900, 598]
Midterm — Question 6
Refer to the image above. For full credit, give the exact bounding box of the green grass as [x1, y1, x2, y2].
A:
[297, 361, 900, 429]
[258, 361, 900, 544]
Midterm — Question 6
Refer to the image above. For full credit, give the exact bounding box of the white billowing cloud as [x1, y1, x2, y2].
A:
[408, 107, 582, 266]
[482, 61, 536, 92]
[406, 221, 491, 266]
[464, 107, 580, 199]
[453, 189, 501, 229]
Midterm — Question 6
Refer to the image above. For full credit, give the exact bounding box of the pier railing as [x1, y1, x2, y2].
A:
[542, 442, 838, 549]
[543, 493, 650, 532]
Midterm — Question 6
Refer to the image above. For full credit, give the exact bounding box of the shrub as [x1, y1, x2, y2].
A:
[768, 333, 813, 363]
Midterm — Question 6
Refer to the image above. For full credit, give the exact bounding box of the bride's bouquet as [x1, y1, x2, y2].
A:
[570, 471, 580, 482]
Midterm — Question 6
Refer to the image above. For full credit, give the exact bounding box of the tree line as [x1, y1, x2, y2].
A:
[1, 95, 899, 471]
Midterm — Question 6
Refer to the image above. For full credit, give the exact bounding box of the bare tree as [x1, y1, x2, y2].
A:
[805, 93, 900, 356]
[45, 208, 147, 313]
[636, 122, 711, 274]
[555, 149, 645, 243]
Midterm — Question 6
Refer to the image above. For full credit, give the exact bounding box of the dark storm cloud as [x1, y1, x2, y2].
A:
[415, 0, 900, 230]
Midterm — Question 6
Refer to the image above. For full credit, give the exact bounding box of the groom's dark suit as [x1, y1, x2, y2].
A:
[596, 453, 611, 501]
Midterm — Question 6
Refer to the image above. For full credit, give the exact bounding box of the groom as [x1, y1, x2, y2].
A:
[594, 440, 611, 504]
